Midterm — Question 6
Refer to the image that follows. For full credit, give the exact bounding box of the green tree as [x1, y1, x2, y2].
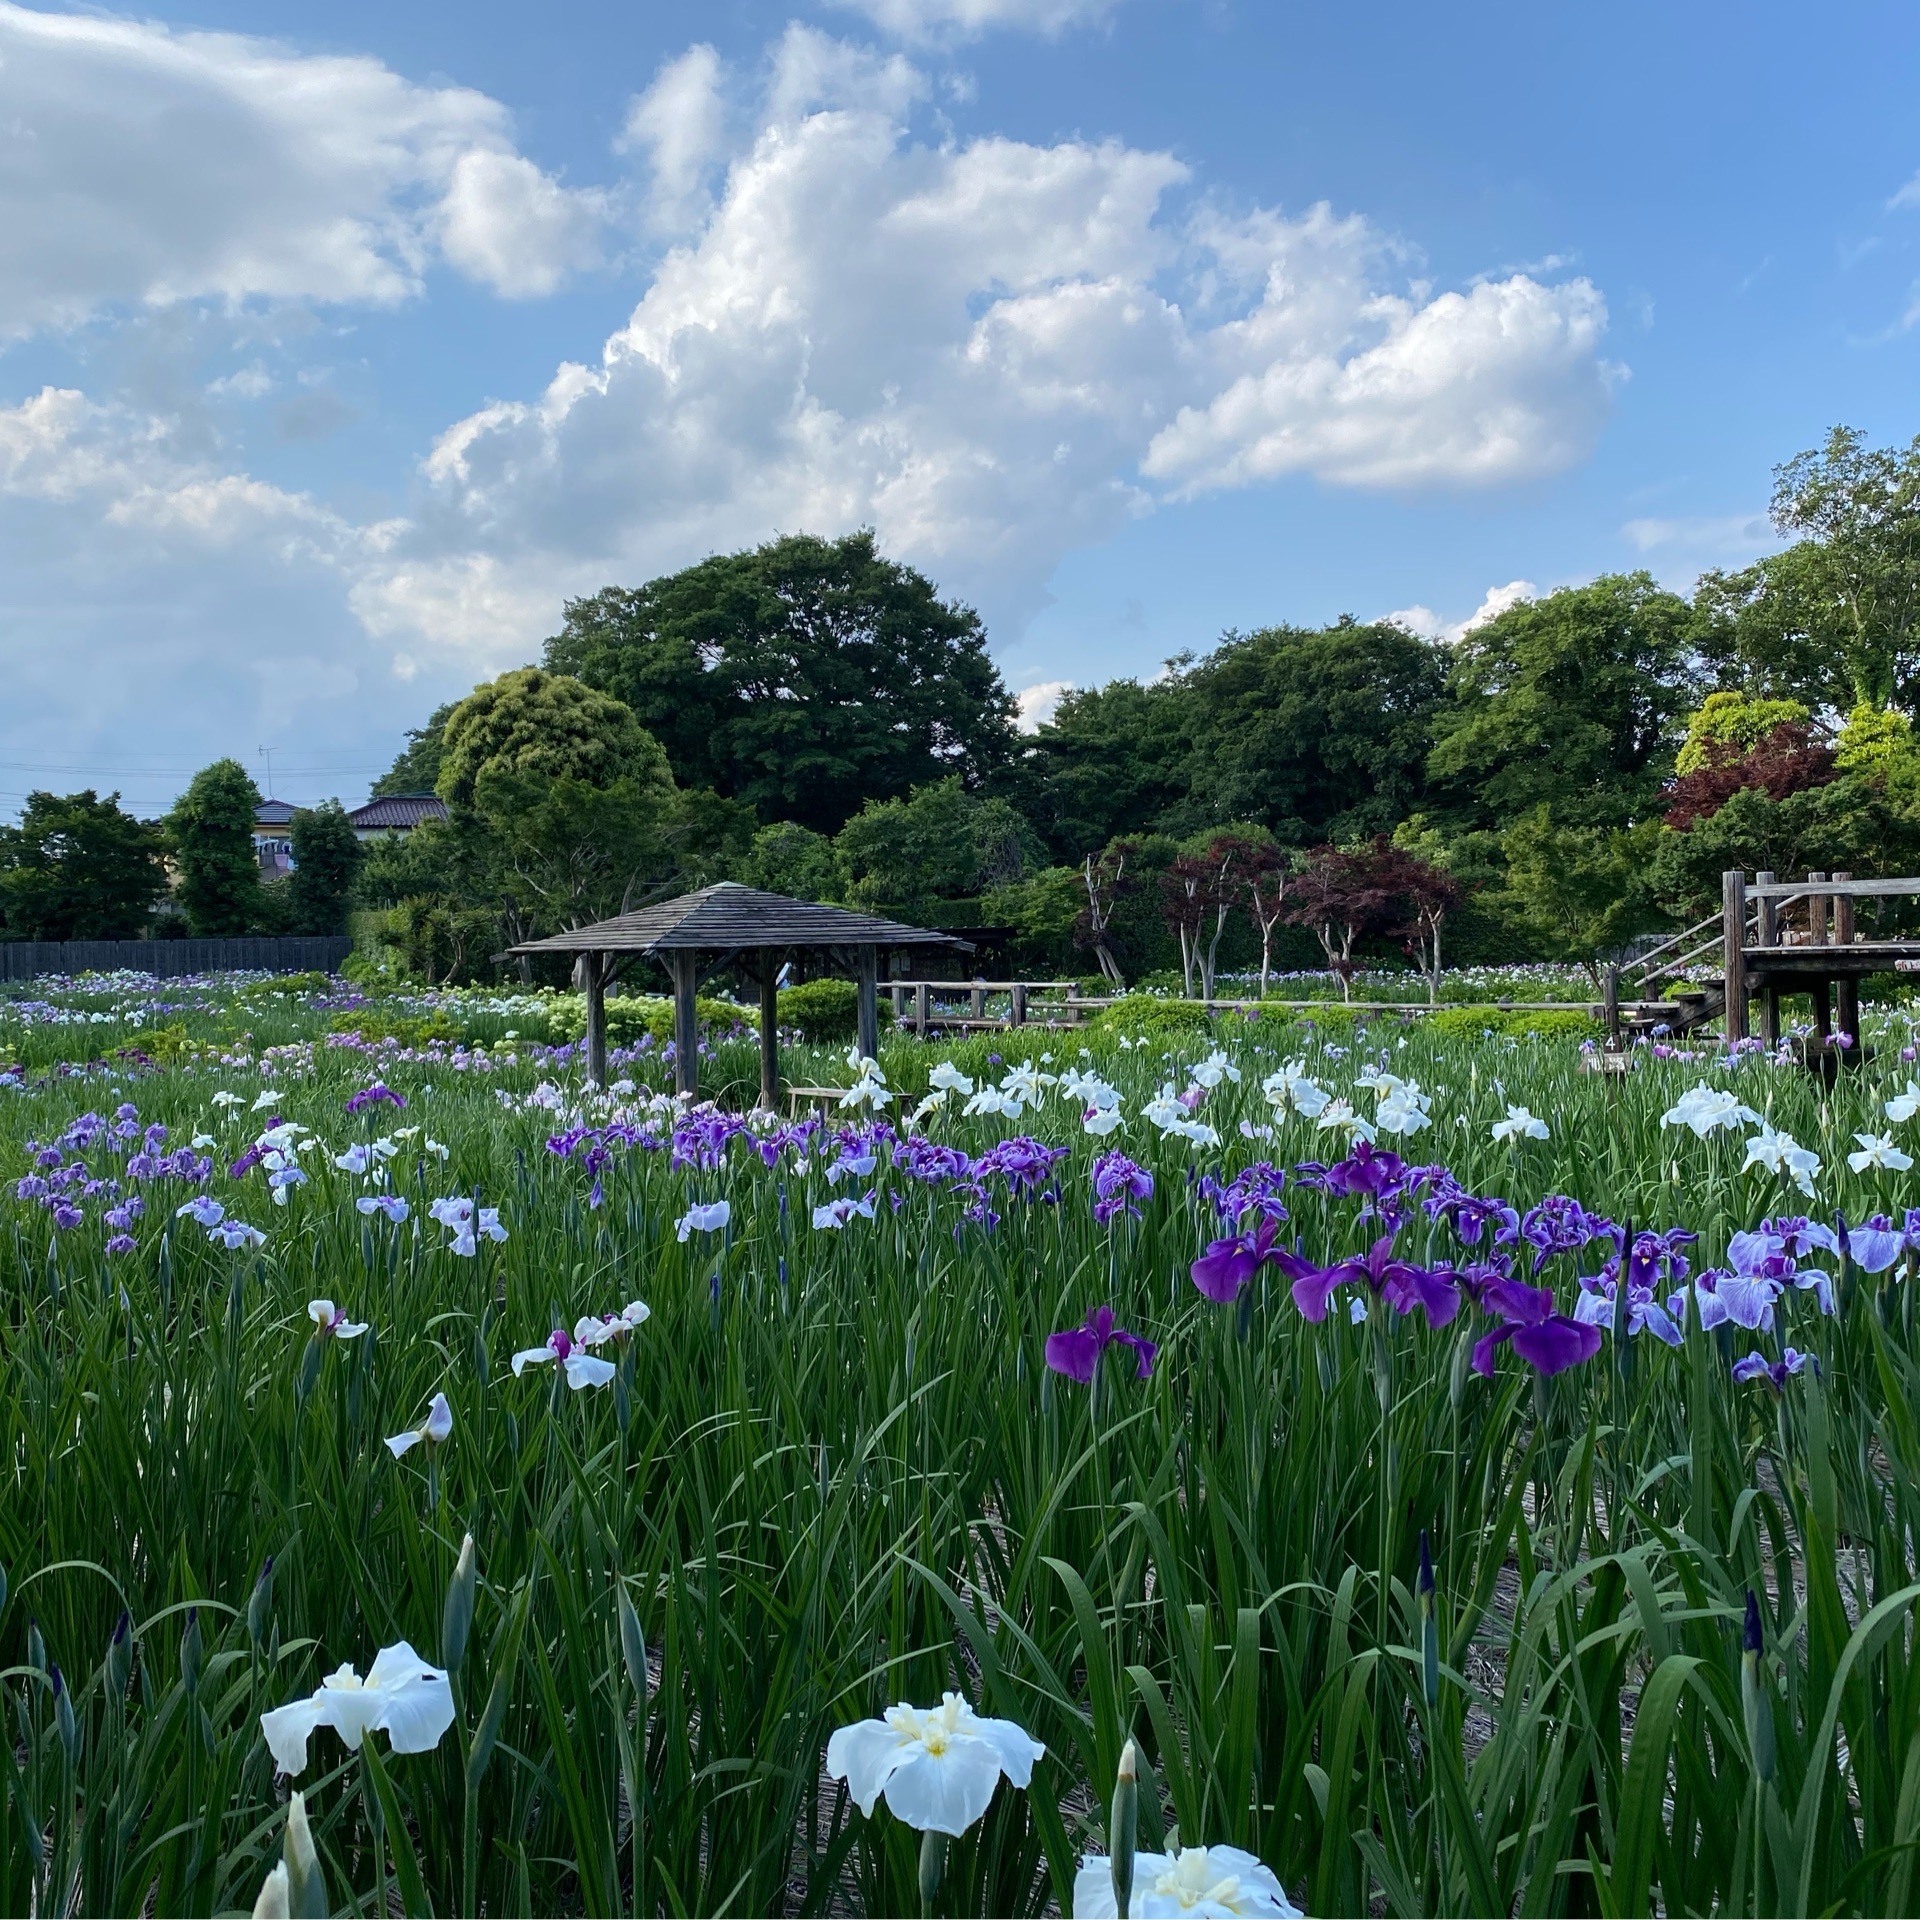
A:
[834, 778, 1039, 921]
[167, 760, 264, 936]
[982, 866, 1086, 973]
[1675, 691, 1813, 774]
[1499, 808, 1662, 988]
[287, 802, 365, 935]
[372, 701, 456, 799]
[1021, 676, 1195, 858]
[1172, 620, 1446, 843]
[0, 790, 167, 939]
[1698, 426, 1920, 713]
[741, 822, 845, 901]
[1429, 575, 1704, 830]
[544, 531, 1016, 833]
[437, 669, 671, 810]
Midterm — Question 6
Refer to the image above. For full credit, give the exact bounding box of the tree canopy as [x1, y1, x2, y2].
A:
[167, 760, 263, 937]
[0, 790, 167, 939]
[542, 531, 1016, 834]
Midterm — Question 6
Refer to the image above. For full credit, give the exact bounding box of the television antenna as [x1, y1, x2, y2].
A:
[258, 744, 275, 799]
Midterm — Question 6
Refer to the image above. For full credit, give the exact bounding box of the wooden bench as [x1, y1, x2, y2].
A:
[785, 1085, 849, 1119]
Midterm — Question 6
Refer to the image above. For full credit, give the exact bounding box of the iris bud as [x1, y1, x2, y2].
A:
[51, 1665, 78, 1763]
[1418, 1530, 1439, 1709]
[443, 1535, 477, 1675]
[248, 1558, 275, 1647]
[1109, 1738, 1140, 1919]
[27, 1615, 45, 1678]
[107, 1609, 132, 1699]
[251, 1861, 291, 1920]
[617, 1581, 648, 1703]
[917, 1829, 946, 1915]
[284, 1790, 328, 1919]
[1741, 1590, 1774, 1783]
[181, 1606, 203, 1697]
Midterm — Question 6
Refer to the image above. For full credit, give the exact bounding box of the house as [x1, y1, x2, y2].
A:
[253, 799, 296, 875]
[347, 794, 448, 841]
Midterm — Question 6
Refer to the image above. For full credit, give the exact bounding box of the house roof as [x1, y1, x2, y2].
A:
[348, 794, 448, 830]
[505, 882, 971, 956]
[254, 799, 296, 828]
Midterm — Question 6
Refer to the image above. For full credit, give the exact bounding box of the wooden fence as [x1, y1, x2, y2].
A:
[0, 937, 352, 982]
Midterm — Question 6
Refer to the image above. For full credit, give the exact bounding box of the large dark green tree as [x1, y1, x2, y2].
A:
[1697, 426, 1920, 714]
[167, 760, 263, 936]
[0, 790, 167, 939]
[1172, 619, 1447, 843]
[287, 802, 365, 935]
[1019, 677, 1195, 858]
[372, 702, 456, 798]
[544, 531, 1016, 833]
[1428, 574, 1704, 830]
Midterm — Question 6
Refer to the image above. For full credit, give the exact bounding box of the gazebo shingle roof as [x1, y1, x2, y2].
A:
[505, 882, 970, 955]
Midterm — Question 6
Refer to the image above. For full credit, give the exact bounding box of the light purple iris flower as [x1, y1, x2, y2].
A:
[1842, 1211, 1920, 1273]
[1044, 1306, 1157, 1385]
[345, 1083, 406, 1114]
[1731, 1348, 1813, 1391]
[1471, 1280, 1603, 1377]
[1091, 1151, 1153, 1226]
[1278, 1231, 1463, 1328]
[1573, 1279, 1689, 1345]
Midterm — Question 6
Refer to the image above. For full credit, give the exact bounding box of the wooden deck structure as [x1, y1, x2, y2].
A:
[1604, 868, 1920, 1050]
[505, 884, 967, 1101]
[888, 978, 1088, 1034]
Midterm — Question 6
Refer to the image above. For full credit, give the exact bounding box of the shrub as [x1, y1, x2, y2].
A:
[545, 992, 754, 1046]
[1084, 995, 1213, 1040]
[1425, 1005, 1600, 1043]
[330, 1010, 463, 1047]
[777, 979, 896, 1044]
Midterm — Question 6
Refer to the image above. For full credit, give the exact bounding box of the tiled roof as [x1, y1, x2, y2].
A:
[254, 799, 297, 827]
[348, 794, 448, 830]
[506, 882, 970, 954]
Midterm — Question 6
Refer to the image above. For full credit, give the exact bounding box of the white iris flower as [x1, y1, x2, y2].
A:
[825, 1691, 1043, 1836]
[259, 1642, 455, 1777]
[1073, 1846, 1302, 1917]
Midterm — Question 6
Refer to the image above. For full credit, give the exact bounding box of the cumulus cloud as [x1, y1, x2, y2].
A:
[1384, 579, 1536, 644]
[1014, 679, 1074, 731]
[358, 27, 1616, 666]
[621, 44, 729, 231]
[0, 0, 604, 332]
[824, 0, 1124, 42]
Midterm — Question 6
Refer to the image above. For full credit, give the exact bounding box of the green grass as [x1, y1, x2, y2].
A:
[3, 971, 1920, 1914]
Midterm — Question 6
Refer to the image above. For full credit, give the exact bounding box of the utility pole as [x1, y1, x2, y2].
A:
[258, 744, 275, 798]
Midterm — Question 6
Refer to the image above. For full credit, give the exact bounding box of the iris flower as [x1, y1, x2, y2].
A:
[259, 1642, 454, 1777]
[813, 1191, 877, 1230]
[1471, 1280, 1602, 1377]
[676, 1200, 731, 1241]
[825, 1692, 1044, 1836]
[1661, 1086, 1760, 1138]
[1091, 1151, 1152, 1226]
[511, 1323, 617, 1390]
[1846, 1211, 1920, 1272]
[1191, 1214, 1283, 1303]
[1072, 1847, 1301, 1918]
[385, 1393, 452, 1459]
[1490, 1105, 1549, 1143]
[1743, 1124, 1821, 1197]
[1848, 1132, 1914, 1173]
[1278, 1232, 1462, 1328]
[211, 1220, 266, 1249]
[308, 1299, 368, 1341]
[1044, 1305, 1157, 1384]
[1732, 1348, 1812, 1391]
[356, 1195, 410, 1223]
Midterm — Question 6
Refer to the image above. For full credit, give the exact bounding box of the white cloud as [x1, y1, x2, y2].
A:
[1622, 510, 1771, 556]
[0, 0, 604, 332]
[360, 28, 1616, 666]
[824, 0, 1123, 43]
[1014, 679, 1073, 730]
[1384, 578, 1535, 644]
[621, 44, 728, 231]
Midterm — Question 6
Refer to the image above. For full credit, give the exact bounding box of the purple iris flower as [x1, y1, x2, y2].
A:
[1471, 1280, 1603, 1377]
[1696, 1229, 1834, 1331]
[1044, 1305, 1157, 1384]
[1191, 1213, 1284, 1303]
[894, 1136, 972, 1184]
[1731, 1348, 1813, 1391]
[51, 1203, 84, 1230]
[106, 1233, 137, 1255]
[1426, 1182, 1520, 1249]
[229, 1144, 266, 1179]
[1322, 1141, 1411, 1206]
[975, 1138, 1070, 1192]
[1518, 1196, 1611, 1272]
[1198, 1163, 1287, 1227]
[1277, 1232, 1463, 1328]
[1091, 1151, 1153, 1226]
[345, 1082, 406, 1114]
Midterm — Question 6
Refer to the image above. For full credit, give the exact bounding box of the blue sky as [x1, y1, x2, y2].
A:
[3, 0, 1919, 818]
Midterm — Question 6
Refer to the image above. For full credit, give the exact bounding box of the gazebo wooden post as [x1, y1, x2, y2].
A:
[759, 954, 780, 1113]
[668, 949, 700, 1098]
[855, 944, 880, 1061]
[582, 952, 608, 1089]
[1721, 868, 1748, 1044]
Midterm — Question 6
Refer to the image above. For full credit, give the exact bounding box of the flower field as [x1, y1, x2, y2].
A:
[5, 969, 1920, 1916]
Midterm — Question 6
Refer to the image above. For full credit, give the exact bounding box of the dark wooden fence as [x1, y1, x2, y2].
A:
[0, 937, 352, 982]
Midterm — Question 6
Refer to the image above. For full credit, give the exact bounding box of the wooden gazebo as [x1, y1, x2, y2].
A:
[506, 883, 968, 1103]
